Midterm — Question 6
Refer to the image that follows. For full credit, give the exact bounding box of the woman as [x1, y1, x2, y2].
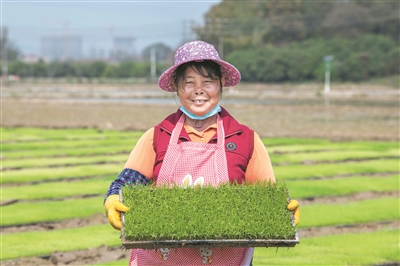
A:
[104, 40, 300, 265]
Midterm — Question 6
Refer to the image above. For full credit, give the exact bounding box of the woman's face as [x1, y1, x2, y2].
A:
[177, 66, 223, 117]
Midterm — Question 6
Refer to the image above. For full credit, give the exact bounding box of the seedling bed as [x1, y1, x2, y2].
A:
[120, 182, 299, 249]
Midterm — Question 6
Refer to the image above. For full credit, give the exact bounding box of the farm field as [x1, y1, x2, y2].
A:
[1, 127, 399, 266]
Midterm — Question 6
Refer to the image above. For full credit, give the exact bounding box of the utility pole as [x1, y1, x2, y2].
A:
[109, 25, 114, 62]
[64, 21, 70, 61]
[216, 18, 228, 59]
[205, 18, 212, 42]
[1, 27, 8, 78]
[151, 47, 156, 82]
[323, 55, 334, 94]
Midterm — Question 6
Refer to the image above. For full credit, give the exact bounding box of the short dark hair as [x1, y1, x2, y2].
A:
[172, 60, 223, 92]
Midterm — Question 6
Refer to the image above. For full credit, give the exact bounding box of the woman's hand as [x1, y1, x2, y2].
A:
[287, 200, 300, 225]
[104, 194, 129, 230]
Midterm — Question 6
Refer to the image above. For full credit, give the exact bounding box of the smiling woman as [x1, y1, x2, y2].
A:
[103, 40, 300, 266]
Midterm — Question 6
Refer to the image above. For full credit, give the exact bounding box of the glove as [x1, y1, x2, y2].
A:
[287, 199, 300, 225]
[104, 194, 129, 230]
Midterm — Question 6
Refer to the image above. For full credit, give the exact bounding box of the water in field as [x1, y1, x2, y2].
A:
[4, 84, 398, 107]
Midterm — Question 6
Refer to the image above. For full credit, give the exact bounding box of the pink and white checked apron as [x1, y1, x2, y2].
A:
[130, 114, 254, 266]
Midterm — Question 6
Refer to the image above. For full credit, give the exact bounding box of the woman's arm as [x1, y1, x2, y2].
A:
[104, 128, 156, 201]
[245, 132, 276, 184]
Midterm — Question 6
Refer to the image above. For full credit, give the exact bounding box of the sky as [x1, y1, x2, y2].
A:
[2, 1, 221, 58]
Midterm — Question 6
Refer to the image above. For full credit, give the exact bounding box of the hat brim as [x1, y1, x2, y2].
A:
[158, 59, 241, 92]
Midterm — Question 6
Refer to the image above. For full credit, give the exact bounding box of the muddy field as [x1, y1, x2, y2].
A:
[3, 81, 399, 141]
[2, 81, 399, 266]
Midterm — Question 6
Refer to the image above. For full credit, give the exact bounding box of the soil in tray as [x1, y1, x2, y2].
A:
[121, 181, 297, 242]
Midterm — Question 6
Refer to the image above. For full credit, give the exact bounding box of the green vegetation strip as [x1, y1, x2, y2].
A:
[97, 229, 400, 266]
[122, 182, 296, 241]
[1, 224, 121, 261]
[1, 197, 104, 226]
[2, 137, 139, 152]
[274, 159, 399, 180]
[261, 138, 331, 146]
[1, 127, 141, 142]
[253, 229, 399, 265]
[3, 145, 132, 159]
[270, 149, 399, 165]
[266, 141, 397, 154]
[297, 198, 399, 228]
[287, 175, 399, 199]
[2, 176, 114, 201]
[2, 164, 121, 184]
[2, 227, 398, 264]
[2, 154, 127, 169]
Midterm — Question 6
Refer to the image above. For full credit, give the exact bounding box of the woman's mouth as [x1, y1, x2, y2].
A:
[192, 99, 207, 103]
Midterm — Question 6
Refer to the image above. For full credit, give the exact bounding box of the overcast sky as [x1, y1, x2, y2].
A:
[2, 1, 221, 57]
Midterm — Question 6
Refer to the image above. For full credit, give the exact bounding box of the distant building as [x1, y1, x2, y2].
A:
[111, 36, 136, 62]
[41, 35, 82, 61]
[22, 54, 42, 63]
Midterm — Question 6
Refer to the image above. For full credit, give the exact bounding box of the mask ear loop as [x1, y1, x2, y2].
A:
[172, 83, 182, 108]
[173, 93, 181, 108]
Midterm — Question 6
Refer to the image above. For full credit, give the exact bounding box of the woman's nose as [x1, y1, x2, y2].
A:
[194, 84, 204, 94]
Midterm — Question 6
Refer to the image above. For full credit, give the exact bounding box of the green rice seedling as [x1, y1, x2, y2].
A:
[270, 149, 399, 165]
[2, 176, 114, 201]
[1, 197, 104, 226]
[4, 145, 132, 159]
[297, 198, 398, 228]
[261, 138, 331, 146]
[2, 164, 121, 184]
[1, 224, 120, 260]
[267, 141, 397, 154]
[274, 159, 399, 180]
[122, 182, 297, 242]
[253, 229, 399, 265]
[2, 154, 127, 169]
[287, 175, 399, 199]
[1, 127, 142, 142]
[2, 137, 139, 152]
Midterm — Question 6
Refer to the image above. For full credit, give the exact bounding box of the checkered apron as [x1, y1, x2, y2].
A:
[129, 114, 254, 265]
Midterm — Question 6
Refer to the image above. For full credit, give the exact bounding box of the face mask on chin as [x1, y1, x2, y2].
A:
[179, 105, 221, 121]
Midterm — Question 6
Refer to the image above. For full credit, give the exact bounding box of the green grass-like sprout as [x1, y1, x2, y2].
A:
[122, 182, 296, 241]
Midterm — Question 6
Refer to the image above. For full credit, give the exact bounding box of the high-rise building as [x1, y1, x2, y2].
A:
[111, 36, 136, 62]
[41, 35, 82, 61]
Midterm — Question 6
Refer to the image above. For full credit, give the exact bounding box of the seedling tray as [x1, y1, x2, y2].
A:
[120, 182, 299, 249]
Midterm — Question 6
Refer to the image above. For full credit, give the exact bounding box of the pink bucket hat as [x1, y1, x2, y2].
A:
[158, 40, 241, 92]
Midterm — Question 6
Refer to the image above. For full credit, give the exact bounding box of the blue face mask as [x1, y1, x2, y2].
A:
[180, 105, 221, 121]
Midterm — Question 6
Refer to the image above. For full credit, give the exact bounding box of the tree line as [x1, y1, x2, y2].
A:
[226, 34, 398, 82]
[7, 34, 397, 83]
[8, 60, 169, 80]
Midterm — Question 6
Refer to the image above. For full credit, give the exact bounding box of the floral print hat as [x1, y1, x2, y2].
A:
[158, 40, 241, 92]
